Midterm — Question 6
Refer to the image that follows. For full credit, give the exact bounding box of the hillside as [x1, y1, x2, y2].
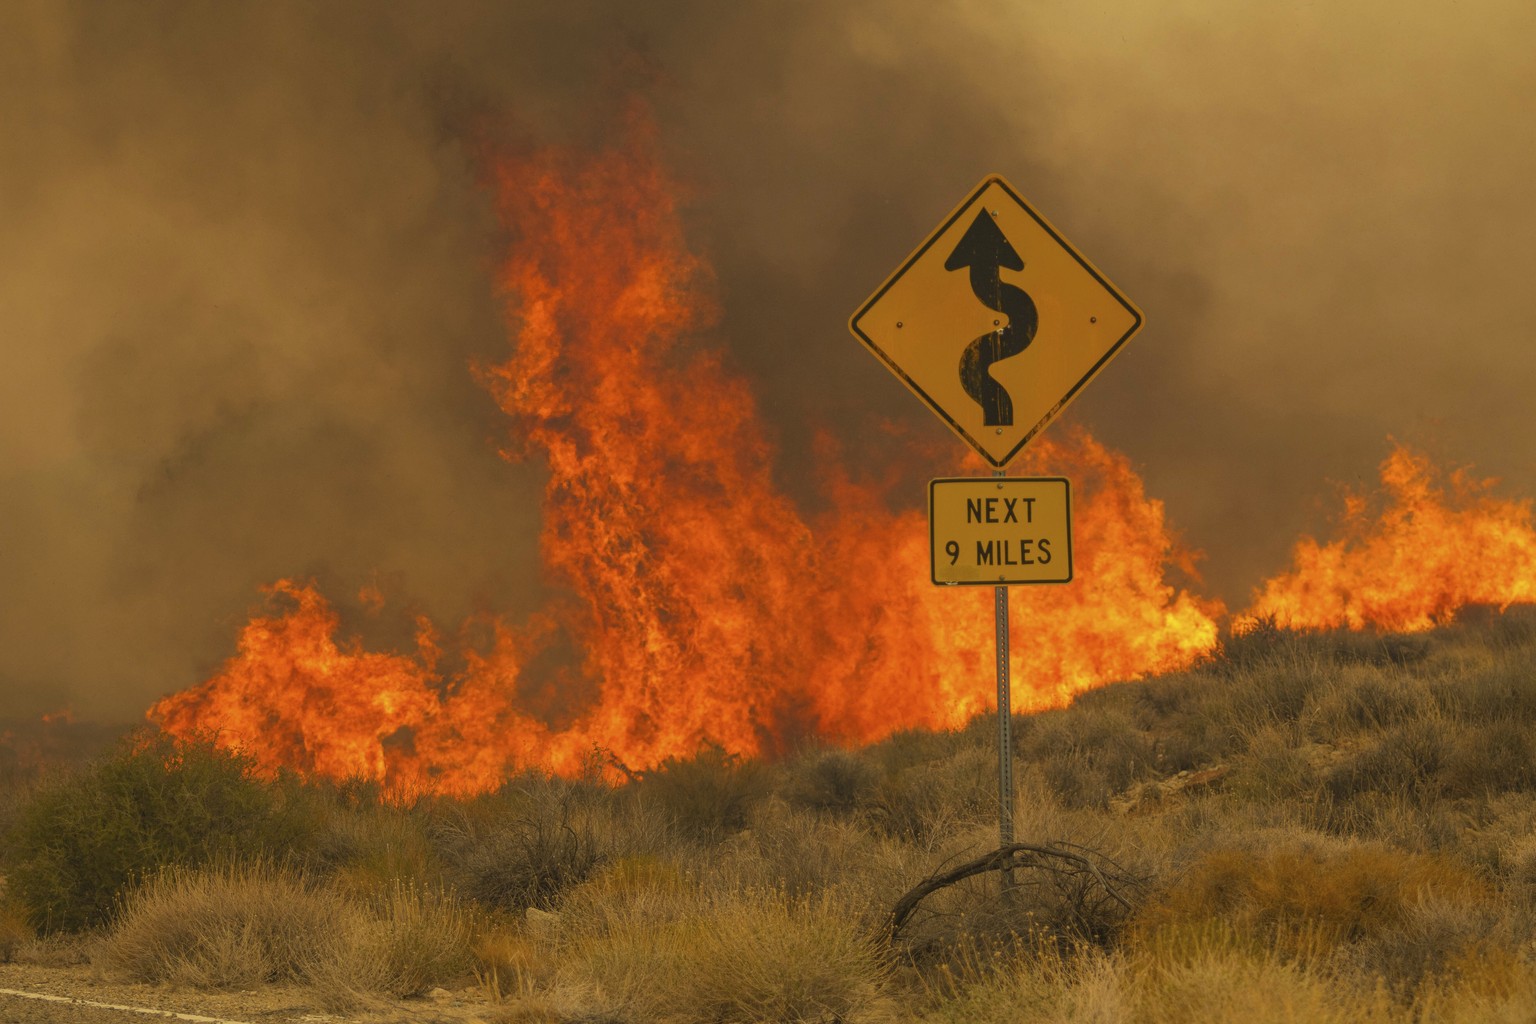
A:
[5, 607, 1536, 1022]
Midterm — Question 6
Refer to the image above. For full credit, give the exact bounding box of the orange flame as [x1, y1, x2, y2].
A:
[1244, 444, 1536, 632]
[149, 102, 1220, 796]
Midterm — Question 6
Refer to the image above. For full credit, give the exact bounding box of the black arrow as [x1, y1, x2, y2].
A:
[945, 211, 1037, 426]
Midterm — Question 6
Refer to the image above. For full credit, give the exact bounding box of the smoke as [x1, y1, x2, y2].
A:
[2, 0, 1533, 721]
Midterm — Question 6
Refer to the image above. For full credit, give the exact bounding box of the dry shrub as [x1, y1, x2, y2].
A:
[1459, 792, 1536, 877]
[1325, 716, 1451, 805]
[910, 933, 1397, 1024]
[587, 853, 689, 900]
[474, 922, 547, 1003]
[783, 747, 879, 817]
[873, 744, 993, 839]
[1131, 936, 1536, 1024]
[1129, 938, 1395, 1024]
[103, 860, 473, 1004]
[709, 800, 911, 926]
[1229, 724, 1318, 802]
[1134, 672, 1238, 773]
[1431, 653, 1536, 724]
[1016, 703, 1159, 811]
[1328, 630, 1432, 670]
[1326, 715, 1536, 808]
[1409, 953, 1536, 1023]
[1498, 833, 1536, 894]
[1216, 615, 1301, 669]
[1342, 895, 1515, 992]
[367, 881, 475, 995]
[1439, 718, 1536, 797]
[1225, 654, 1329, 729]
[877, 768, 1158, 959]
[907, 937, 1098, 1024]
[313, 801, 440, 894]
[638, 743, 771, 841]
[1337, 791, 1475, 854]
[1307, 664, 1430, 735]
[309, 880, 476, 1003]
[0, 901, 32, 963]
[433, 787, 607, 913]
[103, 860, 353, 988]
[558, 887, 895, 1024]
[865, 727, 970, 777]
[1134, 835, 1493, 959]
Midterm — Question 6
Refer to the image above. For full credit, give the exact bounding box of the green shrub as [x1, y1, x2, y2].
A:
[1, 732, 318, 931]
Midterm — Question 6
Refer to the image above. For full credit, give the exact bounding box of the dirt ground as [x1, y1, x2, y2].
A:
[0, 962, 510, 1024]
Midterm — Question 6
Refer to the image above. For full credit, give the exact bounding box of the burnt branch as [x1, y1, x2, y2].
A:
[889, 841, 1145, 939]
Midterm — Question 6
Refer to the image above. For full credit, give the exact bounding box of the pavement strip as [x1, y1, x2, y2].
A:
[0, 986, 254, 1024]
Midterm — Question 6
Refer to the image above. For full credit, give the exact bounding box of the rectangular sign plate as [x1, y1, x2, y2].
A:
[929, 477, 1072, 586]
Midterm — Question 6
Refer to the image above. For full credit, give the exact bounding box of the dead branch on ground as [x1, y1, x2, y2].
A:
[889, 841, 1145, 940]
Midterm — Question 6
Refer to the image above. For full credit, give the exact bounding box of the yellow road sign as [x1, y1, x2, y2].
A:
[929, 477, 1072, 586]
[850, 175, 1143, 467]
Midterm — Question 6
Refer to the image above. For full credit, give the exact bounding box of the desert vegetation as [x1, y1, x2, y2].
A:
[5, 607, 1536, 1021]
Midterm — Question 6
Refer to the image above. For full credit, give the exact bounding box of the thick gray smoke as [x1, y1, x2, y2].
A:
[3, 0, 1534, 721]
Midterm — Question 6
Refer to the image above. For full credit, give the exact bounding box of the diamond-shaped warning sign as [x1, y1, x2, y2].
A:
[849, 175, 1143, 467]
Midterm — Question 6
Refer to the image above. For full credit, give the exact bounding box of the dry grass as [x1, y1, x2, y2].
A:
[556, 884, 896, 1024]
[1133, 833, 1494, 960]
[104, 860, 352, 988]
[359, 886, 471, 1000]
[909, 926, 1536, 1024]
[101, 860, 473, 1005]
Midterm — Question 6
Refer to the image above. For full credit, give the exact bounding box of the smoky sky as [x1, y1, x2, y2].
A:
[2, 0, 1534, 722]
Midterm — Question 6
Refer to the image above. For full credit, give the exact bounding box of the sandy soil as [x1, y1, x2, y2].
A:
[0, 962, 510, 1024]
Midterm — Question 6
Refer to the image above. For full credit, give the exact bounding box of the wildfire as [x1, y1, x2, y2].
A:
[1244, 445, 1536, 633]
[148, 102, 1224, 796]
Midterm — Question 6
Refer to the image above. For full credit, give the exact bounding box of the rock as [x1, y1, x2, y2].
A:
[1110, 764, 1230, 815]
[525, 905, 561, 939]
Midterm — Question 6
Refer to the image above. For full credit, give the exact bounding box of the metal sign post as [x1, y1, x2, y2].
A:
[993, 469, 1015, 889]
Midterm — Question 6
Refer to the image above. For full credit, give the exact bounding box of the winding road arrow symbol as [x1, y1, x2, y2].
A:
[945, 210, 1038, 427]
[847, 173, 1143, 468]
